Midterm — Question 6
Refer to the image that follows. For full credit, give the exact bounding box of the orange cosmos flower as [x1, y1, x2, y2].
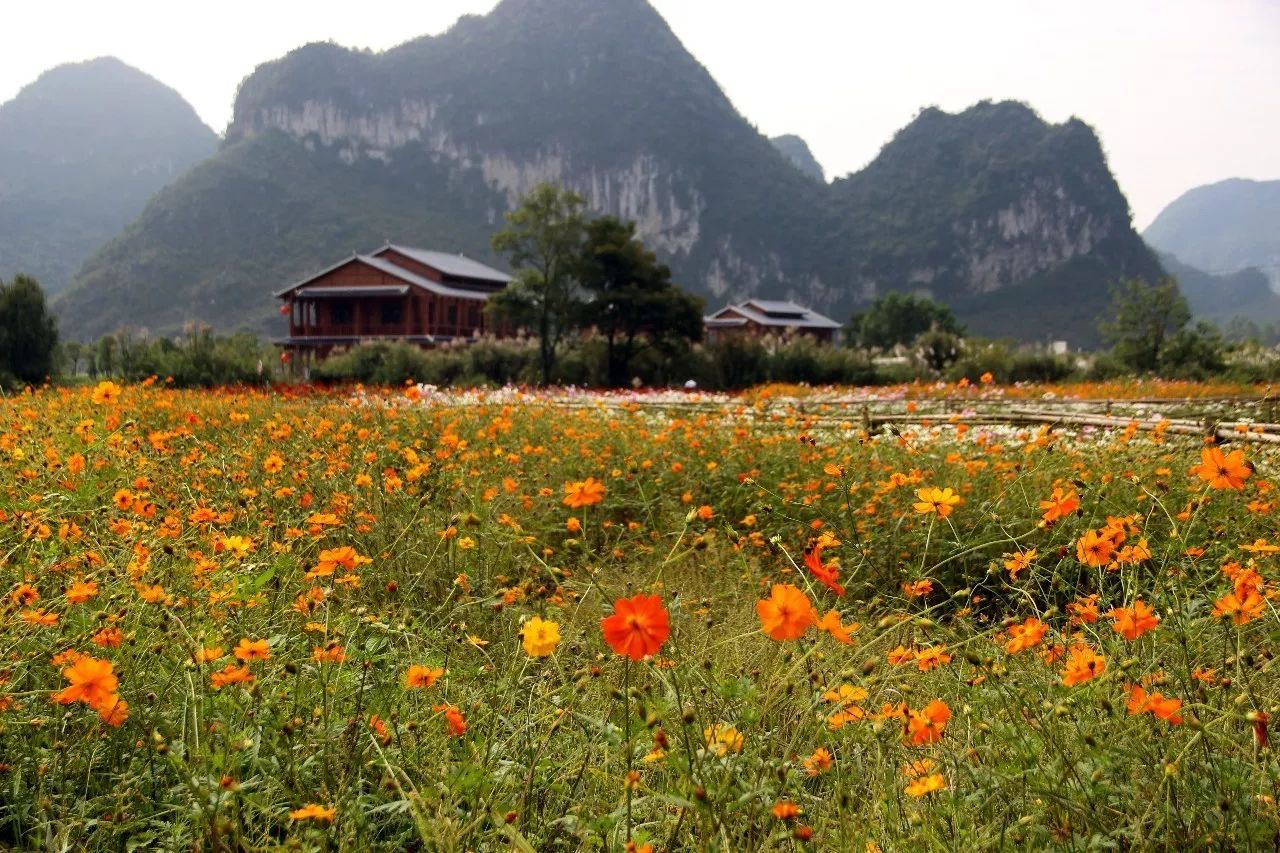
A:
[289, 804, 336, 822]
[312, 645, 346, 664]
[52, 656, 119, 711]
[562, 477, 606, 508]
[65, 580, 99, 604]
[1126, 686, 1183, 724]
[1110, 599, 1159, 641]
[914, 646, 951, 672]
[816, 609, 856, 645]
[905, 773, 946, 797]
[803, 747, 834, 776]
[601, 594, 671, 660]
[756, 583, 818, 641]
[902, 579, 933, 599]
[913, 487, 963, 518]
[234, 638, 271, 661]
[1061, 645, 1106, 686]
[90, 380, 122, 406]
[210, 664, 254, 689]
[1191, 446, 1251, 491]
[1076, 529, 1115, 568]
[435, 703, 468, 736]
[1212, 588, 1266, 625]
[771, 801, 800, 821]
[906, 699, 951, 745]
[1004, 617, 1048, 654]
[803, 543, 845, 597]
[1068, 593, 1101, 625]
[97, 696, 129, 726]
[404, 665, 445, 689]
[1003, 549, 1037, 580]
[91, 627, 124, 648]
[1039, 487, 1079, 523]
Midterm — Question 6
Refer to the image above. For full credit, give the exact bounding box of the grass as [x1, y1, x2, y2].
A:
[0, 379, 1277, 850]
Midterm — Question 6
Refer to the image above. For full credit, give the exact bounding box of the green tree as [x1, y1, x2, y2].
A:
[1098, 278, 1191, 372]
[489, 184, 588, 385]
[849, 292, 964, 350]
[577, 217, 704, 386]
[0, 275, 59, 386]
[95, 334, 118, 377]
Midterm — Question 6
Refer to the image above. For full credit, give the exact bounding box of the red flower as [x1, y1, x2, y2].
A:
[803, 543, 845, 597]
[601, 594, 670, 661]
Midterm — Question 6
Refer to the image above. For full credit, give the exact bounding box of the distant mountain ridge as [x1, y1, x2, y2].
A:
[55, 0, 1161, 346]
[0, 57, 218, 294]
[1145, 178, 1280, 290]
[770, 135, 825, 182]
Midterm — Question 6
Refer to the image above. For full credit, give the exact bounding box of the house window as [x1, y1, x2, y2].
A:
[331, 302, 353, 325]
[469, 305, 480, 329]
[447, 305, 457, 328]
[381, 302, 403, 326]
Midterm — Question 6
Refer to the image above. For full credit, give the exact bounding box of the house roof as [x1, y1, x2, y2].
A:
[380, 244, 513, 284]
[705, 300, 842, 330]
[275, 255, 493, 301]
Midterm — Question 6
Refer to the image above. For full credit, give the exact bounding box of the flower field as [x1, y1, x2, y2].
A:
[1, 380, 1278, 850]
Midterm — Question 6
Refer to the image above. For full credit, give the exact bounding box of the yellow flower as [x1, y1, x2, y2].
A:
[704, 723, 744, 756]
[913, 487, 963, 518]
[521, 616, 561, 658]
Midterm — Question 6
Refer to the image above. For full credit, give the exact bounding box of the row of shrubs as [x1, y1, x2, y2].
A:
[306, 335, 1083, 390]
[50, 331, 1280, 392]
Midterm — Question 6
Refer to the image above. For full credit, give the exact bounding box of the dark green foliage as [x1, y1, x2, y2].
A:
[1099, 279, 1192, 373]
[53, 1, 1159, 346]
[0, 275, 59, 387]
[0, 58, 216, 295]
[577, 216, 704, 386]
[848, 292, 963, 350]
[915, 328, 963, 373]
[948, 341, 1076, 384]
[489, 184, 589, 385]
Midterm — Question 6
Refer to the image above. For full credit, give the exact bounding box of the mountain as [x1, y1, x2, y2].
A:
[1157, 251, 1280, 327]
[771, 135, 825, 182]
[0, 58, 218, 296]
[1145, 179, 1280, 290]
[55, 0, 1161, 346]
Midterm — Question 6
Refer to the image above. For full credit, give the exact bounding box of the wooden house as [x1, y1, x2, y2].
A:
[704, 299, 842, 344]
[274, 245, 514, 361]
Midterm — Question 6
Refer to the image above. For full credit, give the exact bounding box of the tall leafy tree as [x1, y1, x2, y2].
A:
[1098, 278, 1191, 372]
[848, 292, 963, 350]
[489, 184, 588, 385]
[0, 274, 59, 386]
[577, 217, 704, 386]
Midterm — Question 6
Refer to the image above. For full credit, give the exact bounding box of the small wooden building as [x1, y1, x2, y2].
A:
[274, 245, 514, 361]
[704, 299, 842, 344]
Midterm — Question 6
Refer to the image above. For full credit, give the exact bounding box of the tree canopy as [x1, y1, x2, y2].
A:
[848, 292, 964, 350]
[0, 274, 59, 387]
[489, 184, 588, 385]
[576, 217, 704, 386]
[1098, 279, 1191, 373]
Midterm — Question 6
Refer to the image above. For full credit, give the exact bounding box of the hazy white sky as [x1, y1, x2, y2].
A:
[2, 0, 1277, 228]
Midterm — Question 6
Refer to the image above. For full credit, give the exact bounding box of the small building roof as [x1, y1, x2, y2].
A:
[275, 255, 493, 301]
[381, 244, 513, 284]
[705, 300, 842, 330]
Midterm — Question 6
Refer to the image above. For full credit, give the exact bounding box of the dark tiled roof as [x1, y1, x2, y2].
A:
[382, 244, 513, 284]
